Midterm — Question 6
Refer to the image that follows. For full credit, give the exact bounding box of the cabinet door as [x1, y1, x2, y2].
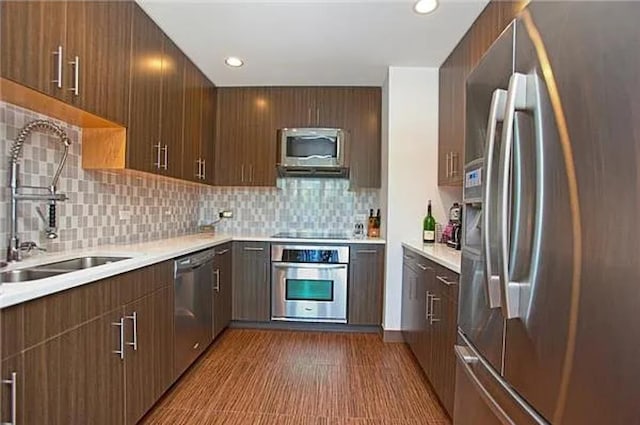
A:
[346, 88, 382, 188]
[216, 87, 276, 186]
[272, 86, 316, 128]
[0, 1, 67, 98]
[413, 262, 431, 373]
[127, 4, 164, 173]
[1, 355, 23, 425]
[201, 81, 217, 185]
[182, 60, 204, 182]
[65, 1, 131, 125]
[160, 37, 186, 179]
[215, 87, 246, 185]
[19, 309, 125, 425]
[348, 244, 384, 325]
[232, 242, 270, 321]
[401, 258, 414, 345]
[124, 287, 174, 425]
[315, 87, 350, 128]
[213, 243, 233, 338]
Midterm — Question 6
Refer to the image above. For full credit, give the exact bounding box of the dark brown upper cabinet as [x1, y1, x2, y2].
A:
[215, 87, 277, 187]
[1, 1, 131, 125]
[0, 1, 67, 98]
[438, 1, 528, 186]
[215, 86, 381, 188]
[127, 3, 164, 174]
[182, 59, 204, 182]
[128, 4, 192, 179]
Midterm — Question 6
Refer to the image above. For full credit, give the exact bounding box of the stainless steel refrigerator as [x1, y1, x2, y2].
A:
[456, 2, 640, 424]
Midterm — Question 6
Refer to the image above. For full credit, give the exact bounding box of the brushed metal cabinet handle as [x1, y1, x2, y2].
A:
[203, 159, 206, 180]
[52, 45, 63, 88]
[68, 55, 79, 96]
[216, 248, 230, 255]
[162, 145, 168, 170]
[250, 164, 254, 183]
[241, 164, 245, 183]
[243, 247, 264, 251]
[316, 108, 320, 124]
[425, 291, 432, 320]
[195, 158, 202, 179]
[429, 296, 441, 324]
[154, 142, 162, 169]
[125, 312, 138, 351]
[112, 317, 125, 360]
[2, 371, 17, 425]
[436, 275, 457, 286]
[357, 249, 377, 254]
[213, 269, 220, 292]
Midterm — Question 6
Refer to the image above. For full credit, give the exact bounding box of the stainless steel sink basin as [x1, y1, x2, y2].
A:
[34, 256, 131, 271]
[0, 256, 131, 283]
[0, 269, 66, 283]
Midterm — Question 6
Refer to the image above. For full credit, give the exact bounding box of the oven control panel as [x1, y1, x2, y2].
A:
[271, 245, 349, 264]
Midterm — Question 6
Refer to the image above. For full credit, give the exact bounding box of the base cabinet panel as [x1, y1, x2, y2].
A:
[15, 309, 125, 425]
[348, 244, 385, 325]
[401, 248, 459, 417]
[232, 242, 270, 322]
[213, 243, 233, 338]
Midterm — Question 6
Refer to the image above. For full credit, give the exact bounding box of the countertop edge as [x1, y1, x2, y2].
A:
[401, 242, 462, 274]
[1, 234, 386, 309]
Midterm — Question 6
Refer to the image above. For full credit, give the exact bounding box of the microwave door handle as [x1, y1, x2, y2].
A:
[482, 89, 507, 309]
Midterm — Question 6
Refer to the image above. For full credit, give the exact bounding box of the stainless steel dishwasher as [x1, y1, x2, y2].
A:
[174, 248, 215, 376]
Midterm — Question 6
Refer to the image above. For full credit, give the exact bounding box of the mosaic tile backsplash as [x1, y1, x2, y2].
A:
[0, 101, 380, 259]
[200, 179, 380, 236]
[0, 102, 206, 259]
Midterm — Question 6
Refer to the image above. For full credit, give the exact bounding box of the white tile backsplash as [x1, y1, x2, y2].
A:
[0, 101, 380, 259]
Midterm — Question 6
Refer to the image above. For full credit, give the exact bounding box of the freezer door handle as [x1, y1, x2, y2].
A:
[498, 72, 530, 320]
[482, 89, 508, 309]
[455, 345, 516, 425]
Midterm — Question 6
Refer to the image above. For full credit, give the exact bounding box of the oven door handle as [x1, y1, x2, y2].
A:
[273, 263, 347, 270]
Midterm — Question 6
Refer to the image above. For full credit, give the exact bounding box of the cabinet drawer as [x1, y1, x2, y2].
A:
[434, 264, 459, 303]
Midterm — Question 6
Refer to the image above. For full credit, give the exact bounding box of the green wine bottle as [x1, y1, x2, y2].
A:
[423, 200, 436, 244]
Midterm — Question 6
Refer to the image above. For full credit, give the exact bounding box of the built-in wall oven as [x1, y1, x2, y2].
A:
[271, 244, 349, 323]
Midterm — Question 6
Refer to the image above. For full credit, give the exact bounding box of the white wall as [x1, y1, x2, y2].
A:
[382, 67, 461, 331]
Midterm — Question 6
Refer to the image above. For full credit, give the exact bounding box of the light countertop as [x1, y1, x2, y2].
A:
[0, 233, 385, 309]
[402, 242, 462, 274]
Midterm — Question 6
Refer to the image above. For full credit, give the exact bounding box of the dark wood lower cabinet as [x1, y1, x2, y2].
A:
[0, 309, 125, 425]
[232, 241, 270, 322]
[213, 243, 233, 338]
[401, 248, 459, 417]
[124, 286, 174, 424]
[0, 261, 175, 425]
[348, 244, 385, 325]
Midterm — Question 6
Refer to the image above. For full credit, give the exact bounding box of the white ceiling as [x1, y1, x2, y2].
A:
[136, 0, 489, 87]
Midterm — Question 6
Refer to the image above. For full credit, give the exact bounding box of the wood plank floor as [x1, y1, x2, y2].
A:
[141, 329, 451, 425]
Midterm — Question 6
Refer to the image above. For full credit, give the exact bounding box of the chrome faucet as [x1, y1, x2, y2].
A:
[7, 119, 71, 262]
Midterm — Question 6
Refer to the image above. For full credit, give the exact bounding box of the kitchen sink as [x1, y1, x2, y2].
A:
[0, 269, 66, 283]
[34, 256, 131, 271]
[0, 256, 132, 283]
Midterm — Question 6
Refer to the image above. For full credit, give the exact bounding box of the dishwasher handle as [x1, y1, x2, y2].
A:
[175, 250, 216, 275]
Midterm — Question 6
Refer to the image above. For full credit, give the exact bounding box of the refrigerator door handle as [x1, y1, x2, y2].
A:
[498, 72, 529, 320]
[482, 88, 508, 309]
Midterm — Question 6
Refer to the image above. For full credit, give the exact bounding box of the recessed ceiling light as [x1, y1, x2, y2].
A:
[414, 0, 438, 14]
[225, 57, 244, 68]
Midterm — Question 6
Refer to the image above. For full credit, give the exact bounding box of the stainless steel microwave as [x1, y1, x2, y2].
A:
[278, 128, 345, 172]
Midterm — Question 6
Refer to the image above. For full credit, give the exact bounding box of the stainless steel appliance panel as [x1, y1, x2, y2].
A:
[174, 249, 215, 376]
[278, 128, 345, 168]
[502, 3, 640, 424]
[271, 262, 348, 323]
[459, 22, 515, 375]
[454, 333, 547, 425]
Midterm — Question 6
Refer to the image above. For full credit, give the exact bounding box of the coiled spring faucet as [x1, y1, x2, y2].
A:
[7, 119, 71, 262]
